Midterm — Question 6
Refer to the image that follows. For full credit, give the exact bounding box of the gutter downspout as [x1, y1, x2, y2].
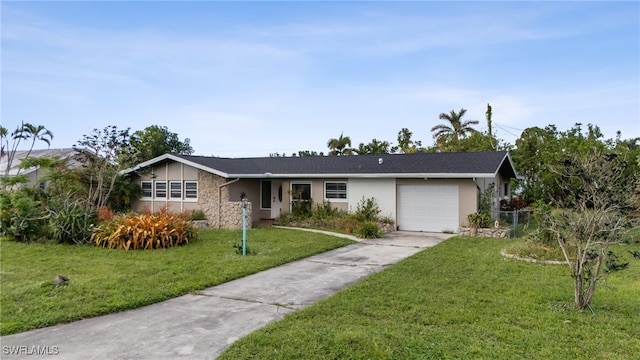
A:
[218, 178, 240, 229]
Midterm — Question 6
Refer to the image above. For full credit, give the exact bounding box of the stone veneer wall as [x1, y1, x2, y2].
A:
[198, 171, 224, 228]
[458, 227, 510, 238]
[221, 201, 253, 229]
[197, 171, 253, 229]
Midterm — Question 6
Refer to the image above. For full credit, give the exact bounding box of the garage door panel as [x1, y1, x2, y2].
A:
[397, 185, 458, 232]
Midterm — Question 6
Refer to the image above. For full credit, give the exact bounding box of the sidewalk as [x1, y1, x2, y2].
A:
[1, 231, 451, 359]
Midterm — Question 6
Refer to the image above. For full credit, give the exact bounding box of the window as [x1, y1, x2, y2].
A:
[325, 182, 347, 200]
[504, 182, 509, 197]
[155, 181, 167, 198]
[291, 182, 311, 213]
[185, 181, 198, 199]
[261, 180, 271, 209]
[141, 181, 152, 198]
[170, 181, 182, 199]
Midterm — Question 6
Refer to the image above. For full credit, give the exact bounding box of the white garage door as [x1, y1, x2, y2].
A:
[397, 184, 459, 232]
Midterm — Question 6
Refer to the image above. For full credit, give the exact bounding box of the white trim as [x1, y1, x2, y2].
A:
[141, 181, 153, 199]
[184, 181, 198, 201]
[154, 180, 167, 199]
[121, 153, 230, 178]
[228, 172, 499, 179]
[169, 181, 182, 200]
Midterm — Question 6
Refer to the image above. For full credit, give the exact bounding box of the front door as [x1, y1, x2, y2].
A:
[271, 181, 282, 218]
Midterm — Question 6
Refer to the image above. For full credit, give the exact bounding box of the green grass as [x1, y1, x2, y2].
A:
[0, 227, 354, 335]
[219, 237, 640, 360]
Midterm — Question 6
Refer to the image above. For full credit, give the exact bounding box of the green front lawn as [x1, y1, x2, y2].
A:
[219, 237, 640, 360]
[0, 227, 354, 335]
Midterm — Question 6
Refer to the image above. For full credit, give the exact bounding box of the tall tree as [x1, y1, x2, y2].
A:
[431, 108, 479, 142]
[327, 132, 354, 156]
[74, 126, 135, 210]
[130, 125, 193, 165]
[395, 128, 423, 154]
[485, 103, 493, 138]
[355, 139, 392, 155]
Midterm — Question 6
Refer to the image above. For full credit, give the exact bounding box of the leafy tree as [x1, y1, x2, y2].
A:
[432, 131, 503, 153]
[130, 125, 193, 165]
[431, 108, 479, 145]
[1, 122, 54, 176]
[511, 126, 559, 202]
[394, 128, 423, 154]
[327, 132, 354, 156]
[293, 150, 323, 157]
[355, 139, 392, 155]
[511, 123, 618, 205]
[74, 126, 135, 210]
[540, 148, 639, 310]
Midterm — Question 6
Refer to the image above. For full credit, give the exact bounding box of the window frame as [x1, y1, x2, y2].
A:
[324, 181, 347, 202]
[155, 181, 167, 199]
[141, 181, 153, 199]
[184, 181, 198, 201]
[290, 181, 312, 211]
[170, 181, 182, 200]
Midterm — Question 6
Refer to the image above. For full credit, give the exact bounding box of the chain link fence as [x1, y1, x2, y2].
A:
[491, 209, 533, 238]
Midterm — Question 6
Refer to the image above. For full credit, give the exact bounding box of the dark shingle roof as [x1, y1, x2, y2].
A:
[165, 151, 516, 179]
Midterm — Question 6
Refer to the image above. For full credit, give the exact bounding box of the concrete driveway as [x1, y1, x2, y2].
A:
[1, 231, 452, 359]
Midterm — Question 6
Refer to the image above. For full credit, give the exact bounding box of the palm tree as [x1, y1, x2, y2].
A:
[2, 122, 54, 176]
[327, 132, 353, 156]
[22, 123, 54, 154]
[431, 108, 479, 140]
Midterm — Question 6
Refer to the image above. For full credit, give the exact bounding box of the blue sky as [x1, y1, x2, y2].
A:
[2, 1, 639, 157]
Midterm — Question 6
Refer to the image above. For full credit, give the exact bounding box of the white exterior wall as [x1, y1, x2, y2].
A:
[347, 178, 397, 220]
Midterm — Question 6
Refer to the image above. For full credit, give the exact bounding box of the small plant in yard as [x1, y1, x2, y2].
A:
[92, 211, 196, 250]
[355, 221, 381, 239]
[467, 211, 491, 229]
[354, 197, 381, 222]
[49, 198, 96, 244]
[187, 209, 207, 221]
[96, 206, 114, 222]
[233, 242, 256, 255]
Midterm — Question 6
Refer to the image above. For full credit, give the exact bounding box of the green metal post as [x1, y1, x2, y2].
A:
[242, 204, 247, 256]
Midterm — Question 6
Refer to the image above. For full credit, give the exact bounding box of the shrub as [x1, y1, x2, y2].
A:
[188, 209, 207, 221]
[354, 197, 381, 222]
[312, 201, 340, 220]
[500, 196, 528, 211]
[49, 200, 96, 244]
[96, 206, 114, 222]
[468, 212, 492, 229]
[92, 212, 197, 250]
[355, 221, 381, 239]
[0, 188, 48, 242]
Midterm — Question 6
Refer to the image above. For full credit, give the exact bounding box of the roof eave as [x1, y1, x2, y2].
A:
[229, 173, 499, 179]
[121, 154, 230, 178]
